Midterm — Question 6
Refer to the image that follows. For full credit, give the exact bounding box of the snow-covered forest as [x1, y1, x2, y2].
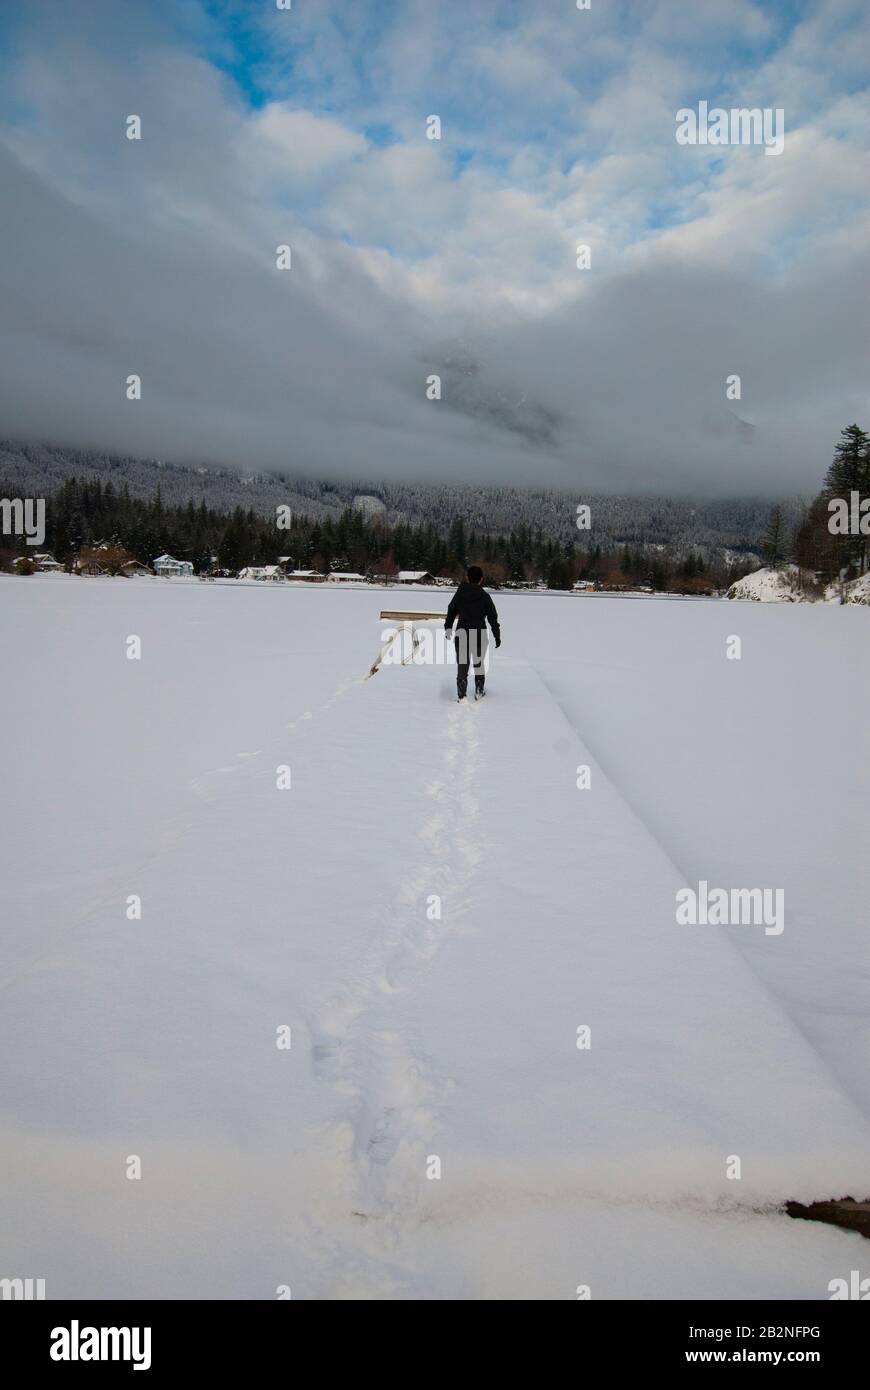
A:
[0, 437, 798, 552]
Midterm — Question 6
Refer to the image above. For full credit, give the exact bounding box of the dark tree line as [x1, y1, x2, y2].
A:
[763, 425, 870, 579]
[0, 473, 763, 592]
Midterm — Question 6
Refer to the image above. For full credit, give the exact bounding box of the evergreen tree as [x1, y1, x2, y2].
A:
[823, 424, 869, 572]
[447, 517, 467, 567]
[762, 506, 785, 568]
[824, 423, 870, 496]
[546, 556, 573, 590]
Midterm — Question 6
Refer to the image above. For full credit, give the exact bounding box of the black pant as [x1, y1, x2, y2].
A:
[455, 627, 488, 695]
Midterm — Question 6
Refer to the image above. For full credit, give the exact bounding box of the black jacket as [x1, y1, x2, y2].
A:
[445, 581, 500, 643]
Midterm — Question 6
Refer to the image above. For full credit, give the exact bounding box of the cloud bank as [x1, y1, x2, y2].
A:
[0, 0, 867, 495]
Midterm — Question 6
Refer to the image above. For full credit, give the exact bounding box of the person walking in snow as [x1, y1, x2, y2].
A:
[445, 565, 501, 701]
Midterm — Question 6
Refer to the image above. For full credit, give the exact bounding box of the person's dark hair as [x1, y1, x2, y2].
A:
[467, 565, 483, 585]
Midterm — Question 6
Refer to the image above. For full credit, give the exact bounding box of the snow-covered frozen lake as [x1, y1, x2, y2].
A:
[1, 574, 868, 1299]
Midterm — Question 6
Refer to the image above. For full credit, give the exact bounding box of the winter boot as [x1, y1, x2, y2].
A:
[474, 674, 486, 699]
[457, 676, 468, 701]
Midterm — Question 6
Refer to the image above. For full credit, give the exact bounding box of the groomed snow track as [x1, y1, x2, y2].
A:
[1, 622, 868, 1298]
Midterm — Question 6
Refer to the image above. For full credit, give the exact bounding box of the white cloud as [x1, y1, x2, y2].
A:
[253, 106, 367, 178]
[0, 0, 867, 495]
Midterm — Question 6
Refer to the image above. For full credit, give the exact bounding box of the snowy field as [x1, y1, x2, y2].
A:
[1, 574, 868, 1300]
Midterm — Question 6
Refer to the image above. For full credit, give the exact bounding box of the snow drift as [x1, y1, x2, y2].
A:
[728, 565, 870, 604]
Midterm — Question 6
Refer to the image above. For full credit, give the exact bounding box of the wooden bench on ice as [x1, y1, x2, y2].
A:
[367, 610, 445, 677]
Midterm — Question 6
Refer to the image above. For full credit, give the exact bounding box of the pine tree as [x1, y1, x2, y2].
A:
[824, 424, 870, 496]
[762, 506, 785, 568]
[823, 424, 869, 572]
[447, 517, 467, 568]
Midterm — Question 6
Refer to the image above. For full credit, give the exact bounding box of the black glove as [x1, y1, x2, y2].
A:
[495, 637, 501, 648]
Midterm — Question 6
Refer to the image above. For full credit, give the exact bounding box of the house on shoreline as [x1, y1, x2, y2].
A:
[153, 554, 194, 577]
[238, 565, 285, 581]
